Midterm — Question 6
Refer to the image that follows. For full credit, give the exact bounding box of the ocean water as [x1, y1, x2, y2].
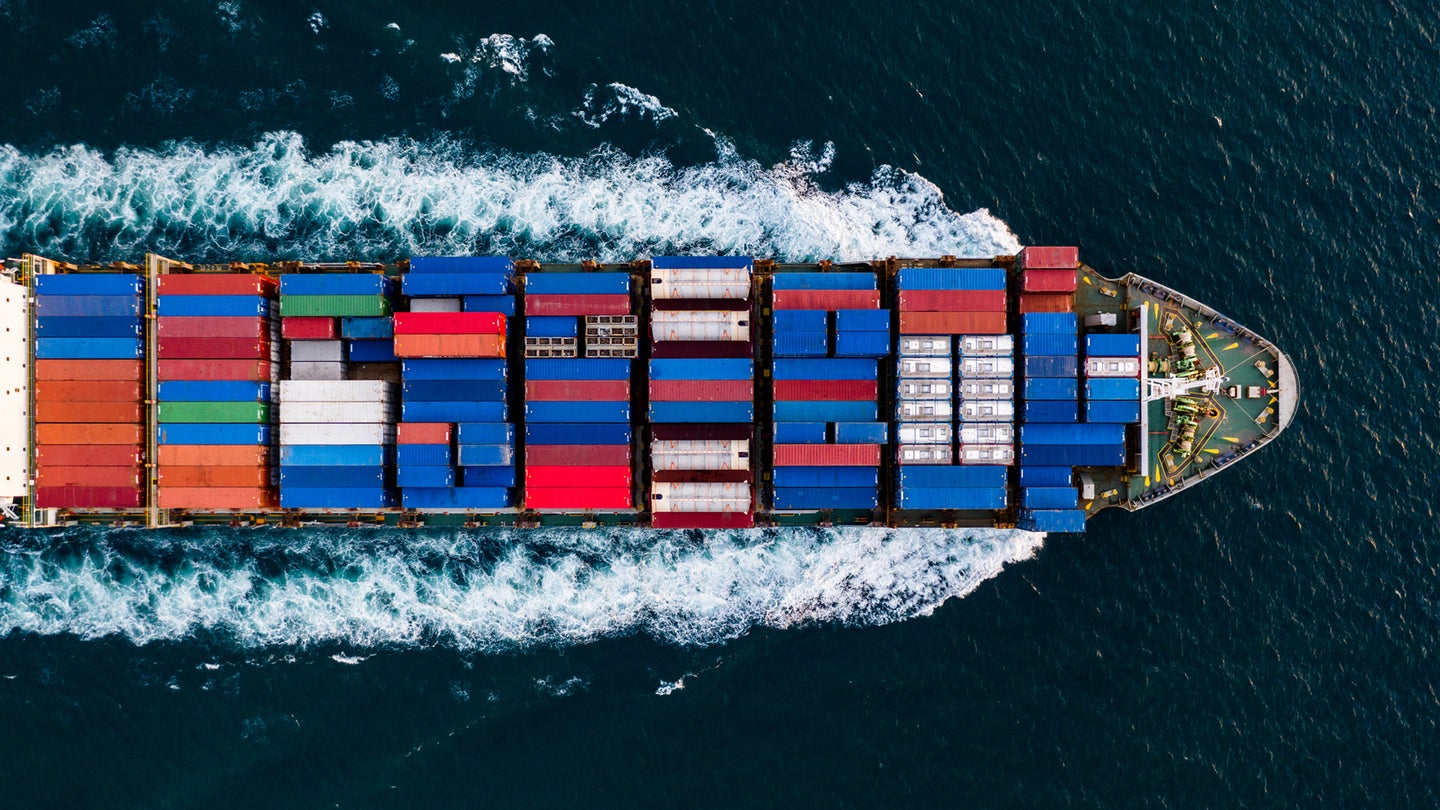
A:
[2, 0, 1437, 806]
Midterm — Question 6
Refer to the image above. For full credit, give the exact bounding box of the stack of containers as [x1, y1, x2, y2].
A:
[341, 314, 397, 364]
[768, 272, 889, 511]
[894, 336, 955, 466]
[155, 273, 279, 509]
[1083, 334, 1143, 424]
[1017, 246, 1080, 315]
[1018, 306, 1090, 533]
[32, 274, 145, 509]
[647, 257, 754, 529]
[523, 272, 635, 510]
[277, 272, 397, 509]
[396, 257, 517, 511]
[895, 267, 1007, 335]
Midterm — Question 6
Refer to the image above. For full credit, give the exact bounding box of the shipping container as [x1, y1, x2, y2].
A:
[1019, 293, 1075, 313]
[36, 338, 143, 360]
[396, 466, 456, 489]
[34, 486, 144, 509]
[401, 272, 510, 297]
[647, 358, 752, 381]
[1084, 356, 1142, 378]
[898, 465, 1007, 488]
[156, 381, 272, 403]
[772, 310, 828, 331]
[897, 336, 953, 357]
[834, 421, 888, 444]
[35, 295, 143, 317]
[650, 341, 753, 360]
[526, 422, 630, 446]
[772, 379, 878, 401]
[651, 469, 753, 484]
[525, 487, 633, 510]
[279, 445, 393, 467]
[1023, 333, 1078, 357]
[772, 467, 880, 488]
[651, 444, 749, 472]
[409, 256, 515, 275]
[961, 446, 1015, 467]
[896, 357, 952, 378]
[454, 423, 515, 445]
[648, 379, 751, 402]
[833, 331, 891, 357]
[525, 272, 631, 295]
[896, 380, 952, 400]
[896, 423, 952, 445]
[401, 400, 505, 423]
[772, 488, 879, 510]
[340, 317, 394, 340]
[526, 401, 629, 423]
[158, 295, 271, 318]
[525, 316, 579, 338]
[159, 423, 273, 446]
[770, 272, 874, 290]
[957, 400, 1015, 421]
[651, 310, 750, 342]
[401, 358, 506, 380]
[279, 295, 391, 318]
[156, 317, 269, 339]
[393, 312, 507, 335]
[1085, 399, 1142, 423]
[36, 466, 143, 488]
[158, 401, 271, 424]
[896, 290, 1006, 311]
[898, 311, 1006, 335]
[896, 487, 1007, 510]
[525, 444, 631, 466]
[461, 295, 516, 316]
[36, 423, 144, 445]
[896, 267, 1006, 291]
[895, 400, 953, 422]
[278, 380, 396, 401]
[402, 379, 506, 402]
[156, 488, 277, 510]
[1085, 333, 1143, 357]
[280, 401, 397, 423]
[279, 487, 397, 509]
[156, 274, 275, 296]
[1018, 245, 1079, 270]
[1085, 378, 1141, 401]
[1018, 443, 1125, 467]
[396, 422, 454, 445]
[157, 466, 271, 488]
[775, 400, 877, 422]
[460, 466, 518, 488]
[1024, 377, 1080, 400]
[276, 423, 391, 445]
[771, 358, 876, 381]
[960, 424, 1015, 445]
[1021, 312, 1078, 334]
[38, 444, 145, 466]
[524, 379, 629, 402]
[1024, 355, 1078, 378]
[396, 444, 452, 466]
[771, 289, 880, 310]
[1017, 509, 1087, 532]
[773, 422, 827, 444]
[401, 487, 513, 510]
[526, 358, 631, 380]
[409, 298, 462, 313]
[959, 335, 1015, 356]
[158, 445, 271, 467]
[280, 274, 390, 296]
[35, 273, 142, 296]
[524, 294, 630, 316]
[281, 317, 338, 340]
[771, 329, 828, 357]
[347, 340, 398, 363]
[157, 337, 272, 360]
[35, 380, 142, 401]
[957, 380, 1015, 400]
[455, 444, 517, 467]
[1018, 467, 1072, 488]
[651, 401, 754, 423]
[1022, 487, 1080, 509]
[1024, 400, 1080, 422]
[960, 357, 1016, 378]
[1022, 269, 1079, 293]
[280, 463, 385, 488]
[832, 308, 890, 332]
[157, 358, 273, 382]
[35, 316, 143, 337]
[289, 361, 344, 381]
[393, 333, 506, 358]
[772, 444, 881, 466]
[526, 465, 631, 488]
[895, 445, 954, 465]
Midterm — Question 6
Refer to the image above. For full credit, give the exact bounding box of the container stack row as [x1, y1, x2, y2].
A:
[1083, 334, 1143, 423]
[1017, 245, 1080, 315]
[523, 272, 634, 358]
[647, 258, 755, 529]
[895, 267, 1007, 335]
[32, 274, 146, 509]
[768, 272, 889, 511]
[1017, 301, 1088, 532]
[155, 274, 279, 509]
[396, 257, 516, 510]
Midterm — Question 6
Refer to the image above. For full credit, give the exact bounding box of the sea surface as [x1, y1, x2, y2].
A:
[2, 0, 1437, 806]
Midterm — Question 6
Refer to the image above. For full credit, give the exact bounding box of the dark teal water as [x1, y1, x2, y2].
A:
[3, 0, 1438, 806]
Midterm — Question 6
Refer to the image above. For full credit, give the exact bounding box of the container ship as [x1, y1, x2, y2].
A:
[0, 247, 1297, 532]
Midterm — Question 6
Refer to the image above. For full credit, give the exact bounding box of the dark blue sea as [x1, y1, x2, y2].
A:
[2, 1, 1437, 806]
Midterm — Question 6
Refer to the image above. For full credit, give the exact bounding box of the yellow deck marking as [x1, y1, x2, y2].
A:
[1222, 436, 1240, 443]
[1222, 341, 1240, 351]
[1205, 332, 1221, 339]
[1082, 275, 1092, 285]
[1202, 448, 1219, 455]
[1144, 475, 1151, 487]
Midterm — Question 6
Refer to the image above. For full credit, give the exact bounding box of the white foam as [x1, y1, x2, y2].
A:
[0, 131, 1020, 262]
[0, 528, 1044, 650]
[573, 83, 679, 129]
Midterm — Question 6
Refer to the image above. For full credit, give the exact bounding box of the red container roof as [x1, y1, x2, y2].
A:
[157, 274, 276, 296]
[281, 316, 338, 339]
[772, 444, 882, 466]
[772, 379, 878, 402]
[897, 290, 1006, 312]
[525, 294, 630, 317]
[158, 317, 271, 339]
[524, 487, 634, 510]
[1020, 245, 1079, 269]
[526, 465, 632, 488]
[772, 289, 881, 310]
[397, 422, 454, 445]
[1022, 269, 1078, 293]
[525, 379, 631, 402]
[525, 444, 632, 466]
[649, 379, 752, 402]
[393, 311, 506, 335]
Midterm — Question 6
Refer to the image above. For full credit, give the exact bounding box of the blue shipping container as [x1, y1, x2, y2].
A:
[1023, 487, 1080, 509]
[402, 358, 507, 380]
[774, 422, 827, 443]
[897, 267, 1007, 291]
[347, 340, 398, 363]
[279, 445, 393, 466]
[1024, 399, 1079, 422]
[157, 381, 272, 402]
[771, 272, 875, 290]
[1086, 378, 1141, 401]
[524, 273, 630, 295]
[648, 358, 752, 381]
[341, 317, 394, 339]
[410, 256, 515, 275]
[1019, 444, 1126, 467]
[1019, 509, 1088, 533]
[771, 358, 877, 381]
[772, 330, 828, 357]
[835, 421, 889, 444]
[280, 487, 396, 509]
[403, 380, 507, 402]
[35, 316, 143, 337]
[397, 444, 453, 467]
[35, 295, 143, 317]
[1025, 355, 1079, 377]
[773, 487, 880, 510]
[401, 487, 513, 510]
[401, 401, 506, 423]
[462, 295, 517, 316]
[834, 331, 891, 358]
[455, 444, 517, 467]
[456, 423, 516, 445]
[897, 465, 1008, 489]
[35, 274, 142, 296]
[1018, 466, 1072, 487]
[460, 466, 518, 488]
[280, 274, 390, 295]
[1023, 333, 1078, 356]
[526, 358, 631, 381]
[652, 256, 752, 270]
[773, 310, 827, 331]
[651, 401, 754, 423]
[897, 487, 1008, 510]
[157, 295, 270, 318]
[525, 423, 631, 446]
[1021, 423, 1125, 445]
[158, 423, 273, 445]
[1085, 400, 1142, 423]
[279, 466, 386, 487]
[527, 401, 630, 423]
[397, 466, 456, 488]
[526, 316, 579, 338]
[36, 338, 143, 360]
[1021, 312, 1078, 335]
[773, 466, 880, 488]
[773, 400, 877, 422]
[403, 273, 511, 297]
[1086, 333, 1142, 357]
[1024, 377, 1079, 400]
[835, 309, 890, 331]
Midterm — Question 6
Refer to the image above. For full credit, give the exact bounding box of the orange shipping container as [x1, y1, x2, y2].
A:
[397, 422, 453, 444]
[1018, 293, 1074, 313]
[158, 445, 272, 467]
[157, 274, 276, 295]
[37, 444, 145, 467]
[34, 381, 143, 401]
[157, 488, 278, 510]
[158, 465, 271, 487]
[897, 311, 1007, 335]
[37, 423, 145, 445]
[36, 465, 144, 488]
[35, 359, 143, 381]
[772, 444, 882, 466]
[35, 401, 144, 424]
[393, 333, 506, 359]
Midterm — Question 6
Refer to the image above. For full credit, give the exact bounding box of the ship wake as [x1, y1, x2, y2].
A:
[0, 527, 1043, 650]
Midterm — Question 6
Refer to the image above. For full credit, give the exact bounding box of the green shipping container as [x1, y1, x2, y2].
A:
[279, 295, 392, 317]
[157, 401, 273, 424]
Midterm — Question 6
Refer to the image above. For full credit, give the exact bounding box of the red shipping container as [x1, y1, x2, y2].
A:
[1022, 269, 1078, 293]
[36, 423, 144, 445]
[771, 290, 880, 310]
[524, 294, 630, 316]
[34, 486, 143, 509]
[157, 274, 276, 296]
[37, 444, 145, 467]
[771, 379, 877, 401]
[158, 359, 274, 381]
[158, 337, 272, 360]
[526, 465, 631, 488]
[36, 465, 144, 488]
[651, 469, 753, 483]
[525, 445, 631, 466]
[397, 422, 453, 444]
[281, 317, 338, 339]
[896, 290, 1006, 312]
[650, 341, 753, 359]
[35, 360, 143, 381]
[525, 380, 631, 402]
[394, 312, 506, 335]
[524, 487, 633, 510]
[158, 445, 272, 466]
[36, 401, 143, 424]
[651, 512, 754, 529]
[897, 311, 1007, 335]
[652, 424, 751, 441]
[157, 488, 278, 509]
[1019, 293, 1074, 313]
[648, 380, 752, 402]
[34, 381, 142, 401]
[772, 444, 882, 466]
[158, 317, 270, 338]
[1019, 245, 1078, 270]
[158, 466, 271, 487]
[393, 334, 505, 358]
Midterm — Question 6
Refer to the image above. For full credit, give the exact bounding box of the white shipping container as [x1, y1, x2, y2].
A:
[289, 361, 346, 381]
[290, 340, 345, 363]
[650, 268, 750, 300]
[650, 448, 751, 471]
[652, 481, 749, 499]
[279, 401, 398, 424]
[279, 422, 396, 445]
[409, 297, 462, 312]
[896, 380, 952, 400]
[897, 445, 954, 465]
[896, 400, 954, 422]
[960, 357, 1015, 378]
[957, 380, 1014, 400]
[650, 310, 751, 342]
[897, 423, 953, 445]
[1085, 313, 1119, 328]
[279, 380, 397, 401]
[897, 358, 952, 378]
[958, 444, 1016, 465]
[960, 424, 1015, 445]
[898, 336, 952, 357]
[958, 400, 1015, 422]
[1085, 357, 1142, 378]
[960, 335, 1014, 356]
